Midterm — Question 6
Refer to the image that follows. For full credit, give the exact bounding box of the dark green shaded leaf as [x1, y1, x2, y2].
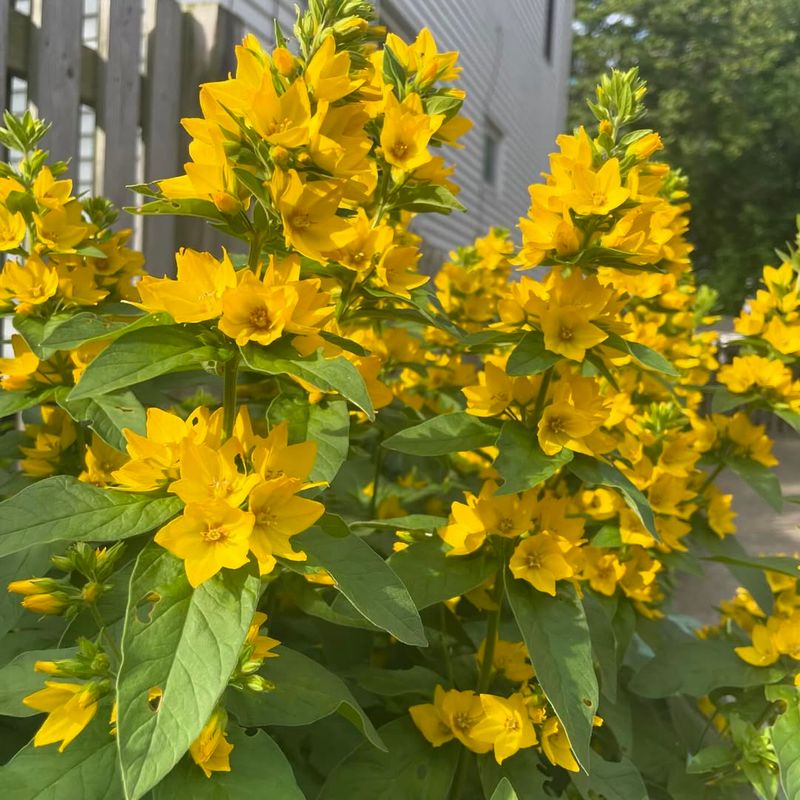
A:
[506, 331, 561, 376]
[505, 577, 598, 772]
[56, 388, 146, 451]
[478, 747, 551, 800]
[766, 685, 800, 800]
[571, 754, 648, 800]
[350, 515, 447, 532]
[382, 412, 499, 456]
[0, 648, 77, 716]
[725, 455, 782, 512]
[494, 421, 573, 495]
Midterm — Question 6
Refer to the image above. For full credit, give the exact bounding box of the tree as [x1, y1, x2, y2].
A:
[570, 0, 800, 312]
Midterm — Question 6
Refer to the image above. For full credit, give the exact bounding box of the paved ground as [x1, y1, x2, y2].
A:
[673, 436, 800, 622]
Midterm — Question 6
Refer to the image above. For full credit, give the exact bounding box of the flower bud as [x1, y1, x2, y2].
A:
[244, 675, 275, 693]
[211, 191, 242, 215]
[50, 555, 75, 573]
[21, 592, 70, 615]
[269, 145, 291, 169]
[8, 577, 59, 596]
[599, 120, 613, 135]
[627, 132, 662, 160]
[272, 47, 297, 76]
[81, 581, 104, 603]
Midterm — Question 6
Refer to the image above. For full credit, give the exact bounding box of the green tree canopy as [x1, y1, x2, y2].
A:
[570, 0, 800, 312]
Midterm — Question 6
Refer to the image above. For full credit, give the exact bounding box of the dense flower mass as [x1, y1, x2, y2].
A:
[0, 4, 798, 799]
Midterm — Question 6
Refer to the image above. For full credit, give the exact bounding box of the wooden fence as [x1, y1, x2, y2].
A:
[0, 0, 252, 275]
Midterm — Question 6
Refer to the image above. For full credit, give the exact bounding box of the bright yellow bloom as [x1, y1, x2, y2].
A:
[0, 334, 41, 392]
[763, 317, 800, 356]
[34, 201, 90, 251]
[386, 28, 461, 86]
[136, 248, 237, 323]
[271, 169, 354, 263]
[564, 158, 628, 216]
[409, 685, 455, 747]
[218, 271, 295, 347]
[476, 639, 534, 682]
[707, 486, 736, 537]
[245, 612, 281, 661]
[247, 478, 323, 574]
[380, 91, 443, 173]
[735, 622, 780, 667]
[190, 707, 233, 778]
[539, 304, 607, 361]
[540, 716, 578, 772]
[0, 255, 59, 307]
[581, 547, 625, 596]
[374, 244, 428, 298]
[472, 693, 537, 764]
[251, 420, 317, 482]
[305, 35, 362, 101]
[0, 205, 26, 250]
[155, 500, 254, 587]
[23, 682, 98, 752]
[509, 534, 574, 595]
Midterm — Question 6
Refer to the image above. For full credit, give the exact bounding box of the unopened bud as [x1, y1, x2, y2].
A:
[272, 47, 297, 76]
[81, 581, 104, 603]
[598, 120, 613, 135]
[240, 659, 262, 676]
[244, 675, 275, 693]
[21, 592, 70, 615]
[269, 145, 291, 169]
[211, 191, 242, 215]
[8, 577, 60, 596]
[50, 555, 75, 573]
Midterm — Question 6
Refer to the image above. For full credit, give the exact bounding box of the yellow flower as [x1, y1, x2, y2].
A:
[509, 534, 574, 595]
[154, 500, 254, 587]
[409, 685, 455, 747]
[247, 478, 323, 575]
[476, 639, 535, 683]
[386, 28, 461, 86]
[271, 169, 354, 263]
[707, 486, 736, 537]
[626, 132, 662, 160]
[23, 682, 99, 752]
[374, 244, 428, 298]
[218, 271, 295, 347]
[538, 401, 597, 457]
[250, 420, 317, 482]
[437, 689, 492, 753]
[34, 201, 90, 251]
[305, 35, 362, 101]
[540, 716, 578, 772]
[0, 204, 25, 250]
[581, 547, 625, 596]
[763, 317, 800, 356]
[564, 158, 629, 216]
[190, 707, 233, 778]
[136, 248, 237, 323]
[539, 304, 608, 362]
[0, 254, 60, 308]
[245, 612, 281, 661]
[380, 91, 443, 173]
[735, 622, 780, 667]
[79, 437, 127, 487]
[0, 334, 41, 391]
[472, 693, 537, 764]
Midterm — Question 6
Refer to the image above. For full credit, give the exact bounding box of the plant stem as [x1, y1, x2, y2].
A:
[697, 463, 724, 495]
[478, 581, 503, 694]
[88, 603, 122, 665]
[531, 366, 554, 426]
[368, 441, 384, 519]
[222, 354, 240, 442]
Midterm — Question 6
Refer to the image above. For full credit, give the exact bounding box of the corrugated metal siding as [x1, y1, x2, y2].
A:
[180, 0, 573, 257]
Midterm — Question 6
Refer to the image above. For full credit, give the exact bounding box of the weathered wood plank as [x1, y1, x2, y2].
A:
[29, 0, 82, 175]
[95, 0, 143, 210]
[142, 0, 181, 276]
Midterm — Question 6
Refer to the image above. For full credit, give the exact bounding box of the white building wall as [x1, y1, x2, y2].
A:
[180, 0, 574, 259]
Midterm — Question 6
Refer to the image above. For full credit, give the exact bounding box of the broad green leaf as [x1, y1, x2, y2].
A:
[0, 476, 182, 558]
[711, 386, 751, 413]
[226, 645, 384, 750]
[153, 727, 303, 799]
[702, 553, 799, 580]
[0, 545, 55, 639]
[505, 577, 598, 772]
[241, 341, 374, 419]
[686, 745, 737, 774]
[318, 717, 459, 799]
[478, 748, 550, 800]
[725, 455, 782, 511]
[56, 388, 146, 451]
[571, 754, 648, 800]
[381, 43, 406, 93]
[297, 527, 426, 646]
[568, 454, 657, 538]
[766, 686, 800, 800]
[629, 639, 785, 698]
[382, 412, 499, 456]
[70, 325, 227, 400]
[0, 387, 52, 419]
[775, 407, 800, 432]
[0, 700, 121, 799]
[40, 311, 170, 351]
[0, 647, 77, 716]
[490, 777, 519, 800]
[388, 537, 499, 610]
[506, 331, 561, 376]
[13, 313, 55, 358]
[306, 400, 350, 484]
[603, 333, 679, 377]
[350, 515, 447, 532]
[494, 421, 572, 495]
[347, 665, 445, 698]
[134, 196, 225, 221]
[116, 546, 260, 800]
[583, 592, 618, 702]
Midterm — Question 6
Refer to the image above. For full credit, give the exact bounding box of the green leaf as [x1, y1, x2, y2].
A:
[382, 412, 499, 456]
[296, 527, 426, 646]
[318, 717, 459, 799]
[0, 476, 182, 558]
[0, 700, 121, 799]
[711, 386, 751, 413]
[391, 183, 466, 214]
[0, 388, 53, 419]
[571, 754, 648, 800]
[382, 43, 406, 93]
[766, 686, 800, 800]
[629, 639, 785, 698]
[388, 537, 499, 610]
[153, 727, 303, 799]
[116, 546, 260, 800]
[226, 645, 384, 751]
[306, 400, 350, 484]
[70, 326, 226, 400]
[506, 331, 561, 376]
[56, 388, 146, 451]
[489, 777, 518, 800]
[568, 454, 657, 538]
[478, 748, 551, 800]
[347, 665, 445, 698]
[603, 333, 679, 377]
[40, 311, 170, 351]
[0, 647, 77, 716]
[725, 455, 782, 512]
[494, 421, 573, 495]
[686, 745, 737, 774]
[350, 515, 447, 532]
[241, 341, 374, 419]
[505, 577, 598, 772]
[0, 545, 55, 640]
[702, 553, 799, 581]
[775, 407, 800, 432]
[583, 592, 618, 702]
[133, 196, 225, 221]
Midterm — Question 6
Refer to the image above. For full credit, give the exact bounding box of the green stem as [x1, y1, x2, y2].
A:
[248, 233, 262, 274]
[440, 604, 455, 688]
[222, 355, 240, 442]
[88, 603, 122, 665]
[448, 748, 471, 800]
[531, 366, 554, 426]
[698, 463, 724, 495]
[368, 441, 384, 519]
[478, 584, 502, 694]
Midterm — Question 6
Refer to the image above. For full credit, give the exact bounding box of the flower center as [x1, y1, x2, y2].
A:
[256, 508, 277, 529]
[203, 525, 227, 542]
[291, 212, 311, 230]
[547, 416, 566, 435]
[592, 190, 607, 206]
[249, 307, 271, 329]
[453, 712, 475, 733]
[391, 141, 409, 159]
[497, 517, 514, 534]
[559, 325, 573, 341]
[525, 553, 543, 569]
